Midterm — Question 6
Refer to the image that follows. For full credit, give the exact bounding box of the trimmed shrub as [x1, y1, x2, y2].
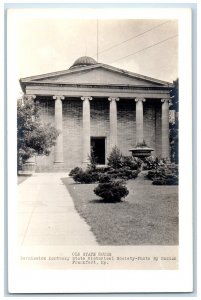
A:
[122, 156, 142, 170]
[70, 148, 140, 184]
[96, 166, 110, 173]
[69, 167, 82, 177]
[106, 166, 139, 180]
[152, 174, 178, 185]
[107, 146, 123, 169]
[98, 173, 113, 183]
[94, 180, 129, 202]
[131, 170, 139, 179]
[143, 156, 168, 171]
[147, 164, 178, 185]
[73, 169, 99, 184]
[87, 150, 97, 172]
[147, 169, 157, 180]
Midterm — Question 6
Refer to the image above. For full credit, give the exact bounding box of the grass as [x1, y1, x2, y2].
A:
[61, 175, 178, 246]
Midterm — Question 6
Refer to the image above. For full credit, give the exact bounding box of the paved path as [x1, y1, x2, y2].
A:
[18, 173, 97, 246]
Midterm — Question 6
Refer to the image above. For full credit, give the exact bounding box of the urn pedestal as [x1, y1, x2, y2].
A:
[129, 146, 154, 159]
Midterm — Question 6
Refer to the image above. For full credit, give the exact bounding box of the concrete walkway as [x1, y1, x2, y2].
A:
[17, 173, 97, 246]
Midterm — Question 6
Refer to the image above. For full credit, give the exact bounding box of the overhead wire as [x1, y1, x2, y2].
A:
[98, 20, 171, 55]
[109, 34, 178, 64]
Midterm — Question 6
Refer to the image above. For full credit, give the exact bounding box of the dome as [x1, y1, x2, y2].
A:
[70, 56, 97, 69]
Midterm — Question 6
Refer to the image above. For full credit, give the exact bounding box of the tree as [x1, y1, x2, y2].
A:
[107, 146, 123, 169]
[17, 95, 59, 170]
[170, 78, 179, 164]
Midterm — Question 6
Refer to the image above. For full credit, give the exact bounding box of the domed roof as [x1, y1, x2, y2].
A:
[70, 56, 97, 69]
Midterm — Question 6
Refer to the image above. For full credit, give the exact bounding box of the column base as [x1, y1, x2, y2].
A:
[53, 162, 64, 169]
[82, 161, 89, 170]
[54, 161, 64, 168]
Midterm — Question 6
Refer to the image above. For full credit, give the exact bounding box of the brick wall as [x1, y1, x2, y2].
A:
[35, 97, 162, 171]
[63, 99, 82, 169]
[117, 100, 136, 156]
[144, 101, 156, 155]
[90, 99, 110, 158]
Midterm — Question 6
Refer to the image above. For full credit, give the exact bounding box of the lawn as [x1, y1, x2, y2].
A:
[61, 175, 178, 245]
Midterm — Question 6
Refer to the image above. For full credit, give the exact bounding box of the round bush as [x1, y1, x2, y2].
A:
[73, 169, 99, 184]
[69, 166, 82, 177]
[94, 180, 129, 202]
[150, 165, 179, 185]
[98, 173, 113, 183]
[122, 156, 142, 170]
[96, 166, 110, 173]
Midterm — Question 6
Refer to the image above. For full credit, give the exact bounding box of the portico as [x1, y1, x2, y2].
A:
[20, 56, 172, 171]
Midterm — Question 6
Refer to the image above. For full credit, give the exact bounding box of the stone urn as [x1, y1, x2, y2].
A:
[129, 141, 154, 159]
[19, 156, 36, 174]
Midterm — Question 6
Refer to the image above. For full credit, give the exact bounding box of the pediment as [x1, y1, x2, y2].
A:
[20, 64, 171, 88]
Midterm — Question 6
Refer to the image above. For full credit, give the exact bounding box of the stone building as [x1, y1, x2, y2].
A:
[20, 56, 173, 172]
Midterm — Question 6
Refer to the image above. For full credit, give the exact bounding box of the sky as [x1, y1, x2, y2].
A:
[8, 10, 178, 96]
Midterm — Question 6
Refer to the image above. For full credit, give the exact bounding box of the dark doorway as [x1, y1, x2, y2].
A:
[91, 137, 106, 165]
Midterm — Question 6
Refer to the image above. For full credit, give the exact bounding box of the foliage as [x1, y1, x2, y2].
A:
[98, 173, 113, 183]
[107, 167, 139, 180]
[170, 78, 179, 111]
[17, 96, 59, 169]
[122, 156, 142, 170]
[170, 78, 179, 164]
[107, 146, 142, 171]
[94, 180, 129, 202]
[107, 146, 123, 169]
[69, 167, 82, 177]
[170, 122, 178, 164]
[72, 169, 99, 184]
[143, 156, 168, 171]
[147, 164, 178, 185]
[95, 166, 110, 173]
[70, 147, 141, 183]
[87, 148, 97, 172]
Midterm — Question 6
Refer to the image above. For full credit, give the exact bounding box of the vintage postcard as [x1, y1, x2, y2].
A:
[7, 6, 193, 293]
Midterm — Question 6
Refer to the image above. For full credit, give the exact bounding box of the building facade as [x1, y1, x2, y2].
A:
[20, 56, 173, 171]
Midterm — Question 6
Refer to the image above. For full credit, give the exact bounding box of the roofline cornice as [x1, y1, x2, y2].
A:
[20, 81, 173, 93]
[19, 62, 173, 87]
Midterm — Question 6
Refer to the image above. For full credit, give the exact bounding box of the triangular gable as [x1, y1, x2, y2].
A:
[20, 63, 172, 87]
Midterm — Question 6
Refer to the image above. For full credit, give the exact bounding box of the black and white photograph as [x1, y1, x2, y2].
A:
[6, 6, 193, 294]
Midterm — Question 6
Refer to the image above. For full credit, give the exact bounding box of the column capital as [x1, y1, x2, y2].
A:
[81, 96, 93, 101]
[26, 94, 36, 101]
[135, 97, 146, 103]
[108, 97, 119, 102]
[53, 95, 65, 100]
[161, 98, 171, 103]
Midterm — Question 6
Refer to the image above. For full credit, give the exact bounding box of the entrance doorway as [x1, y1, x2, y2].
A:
[91, 137, 106, 165]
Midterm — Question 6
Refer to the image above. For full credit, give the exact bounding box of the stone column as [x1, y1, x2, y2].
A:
[53, 95, 64, 164]
[161, 98, 170, 159]
[81, 96, 92, 165]
[108, 97, 119, 151]
[135, 97, 146, 145]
